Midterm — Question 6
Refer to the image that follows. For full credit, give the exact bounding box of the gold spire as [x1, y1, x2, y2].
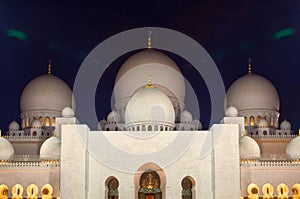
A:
[144, 75, 156, 88]
[53, 130, 57, 137]
[147, 31, 152, 49]
[248, 58, 252, 74]
[48, 59, 52, 74]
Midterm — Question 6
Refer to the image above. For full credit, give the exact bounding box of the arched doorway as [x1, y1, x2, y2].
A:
[138, 170, 162, 199]
[181, 176, 194, 199]
[106, 176, 119, 199]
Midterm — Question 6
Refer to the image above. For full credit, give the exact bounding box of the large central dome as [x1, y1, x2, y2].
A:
[113, 49, 185, 122]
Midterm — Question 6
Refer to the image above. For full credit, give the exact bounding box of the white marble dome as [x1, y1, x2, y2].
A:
[257, 118, 268, 128]
[8, 121, 20, 131]
[20, 74, 73, 114]
[280, 119, 292, 130]
[114, 49, 185, 120]
[239, 136, 260, 159]
[192, 119, 203, 130]
[40, 136, 61, 160]
[31, 119, 42, 128]
[0, 137, 14, 160]
[225, 106, 238, 117]
[98, 119, 107, 130]
[61, 106, 75, 118]
[180, 110, 193, 123]
[107, 111, 121, 123]
[226, 73, 279, 113]
[125, 86, 175, 128]
[286, 136, 300, 159]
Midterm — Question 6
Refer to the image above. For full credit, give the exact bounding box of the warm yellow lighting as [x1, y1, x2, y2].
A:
[250, 116, 255, 126]
[52, 117, 56, 126]
[45, 117, 50, 127]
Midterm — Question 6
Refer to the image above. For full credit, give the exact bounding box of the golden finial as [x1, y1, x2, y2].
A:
[147, 31, 152, 49]
[144, 75, 156, 88]
[48, 59, 52, 74]
[248, 58, 252, 74]
[53, 130, 57, 137]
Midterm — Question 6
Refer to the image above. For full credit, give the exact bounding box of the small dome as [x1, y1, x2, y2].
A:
[257, 118, 268, 128]
[31, 119, 42, 128]
[280, 119, 292, 130]
[107, 111, 121, 123]
[0, 137, 14, 160]
[225, 106, 238, 117]
[8, 121, 20, 131]
[40, 136, 61, 160]
[125, 86, 175, 127]
[227, 73, 280, 113]
[20, 74, 73, 114]
[98, 119, 107, 130]
[239, 136, 260, 159]
[180, 110, 193, 123]
[286, 136, 300, 159]
[61, 106, 75, 118]
[192, 119, 203, 130]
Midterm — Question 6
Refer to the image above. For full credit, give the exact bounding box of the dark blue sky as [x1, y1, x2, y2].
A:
[1, 1, 300, 131]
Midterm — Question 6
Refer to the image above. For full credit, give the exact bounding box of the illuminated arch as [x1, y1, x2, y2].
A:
[292, 184, 300, 199]
[11, 184, 23, 199]
[45, 117, 50, 126]
[277, 183, 289, 199]
[41, 184, 53, 199]
[250, 116, 255, 126]
[262, 183, 274, 198]
[26, 184, 38, 199]
[134, 162, 166, 199]
[247, 183, 259, 199]
[0, 184, 9, 199]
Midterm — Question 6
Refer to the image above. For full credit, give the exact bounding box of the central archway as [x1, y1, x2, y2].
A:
[135, 162, 166, 199]
[138, 170, 162, 199]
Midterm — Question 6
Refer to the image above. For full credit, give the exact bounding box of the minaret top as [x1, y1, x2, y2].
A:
[248, 58, 252, 74]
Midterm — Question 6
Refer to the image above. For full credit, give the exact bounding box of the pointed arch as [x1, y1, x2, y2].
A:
[105, 176, 119, 199]
[181, 176, 195, 199]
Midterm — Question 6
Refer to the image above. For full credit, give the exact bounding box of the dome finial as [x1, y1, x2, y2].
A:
[48, 59, 52, 74]
[147, 31, 152, 49]
[144, 75, 156, 88]
[248, 58, 252, 74]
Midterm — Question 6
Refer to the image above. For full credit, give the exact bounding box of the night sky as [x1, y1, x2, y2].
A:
[1, 1, 300, 132]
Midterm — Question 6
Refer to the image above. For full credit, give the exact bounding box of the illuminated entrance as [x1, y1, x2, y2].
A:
[138, 171, 162, 199]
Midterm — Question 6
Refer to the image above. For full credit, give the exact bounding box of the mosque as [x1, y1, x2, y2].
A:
[0, 36, 300, 199]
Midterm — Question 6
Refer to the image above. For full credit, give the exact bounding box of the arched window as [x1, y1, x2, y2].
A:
[137, 126, 140, 131]
[250, 116, 255, 126]
[256, 116, 261, 123]
[33, 131, 37, 136]
[52, 117, 56, 126]
[138, 171, 161, 199]
[154, 126, 158, 131]
[142, 126, 146, 131]
[45, 117, 50, 126]
[26, 118, 31, 128]
[106, 177, 119, 199]
[181, 176, 194, 199]
[39, 116, 43, 125]
[244, 117, 248, 126]
[106, 128, 110, 131]
[115, 127, 119, 131]
[148, 126, 152, 131]
[165, 126, 168, 131]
